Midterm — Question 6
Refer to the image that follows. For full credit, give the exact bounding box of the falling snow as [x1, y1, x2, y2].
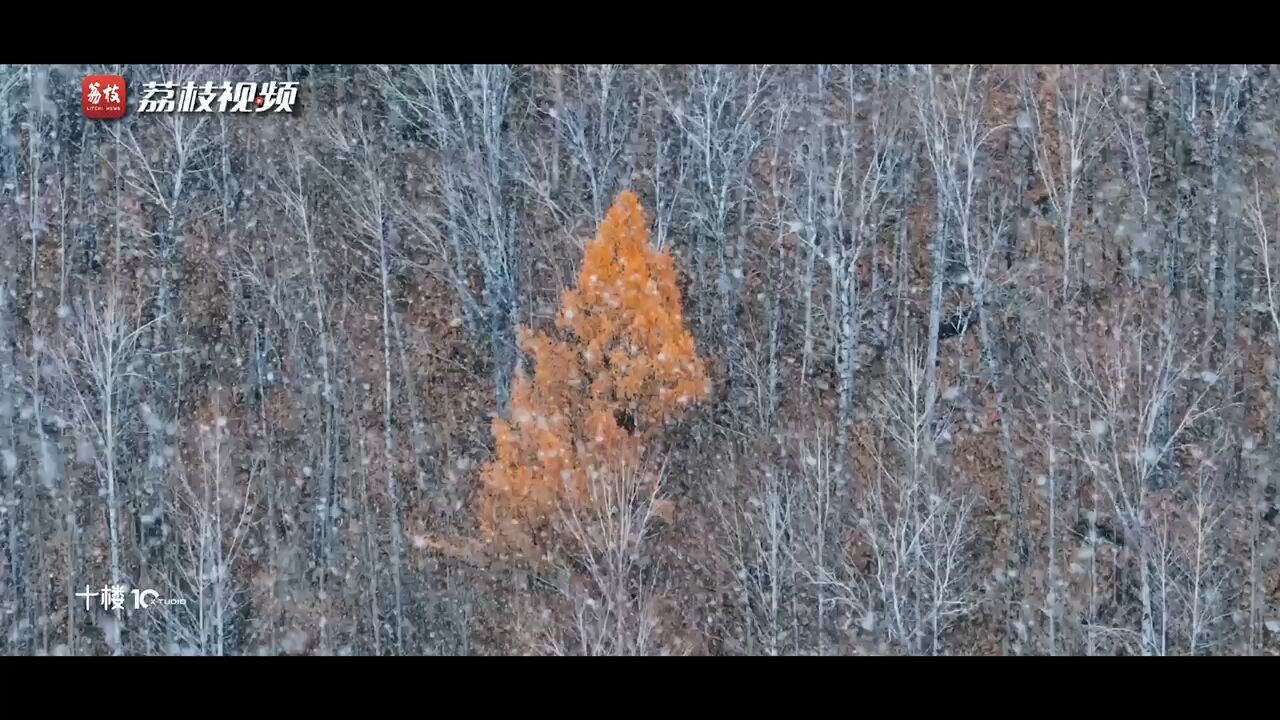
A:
[0, 63, 1272, 658]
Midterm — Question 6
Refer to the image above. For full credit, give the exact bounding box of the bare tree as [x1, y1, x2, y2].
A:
[0, 65, 23, 655]
[1019, 65, 1110, 300]
[1248, 179, 1280, 438]
[655, 65, 772, 393]
[157, 404, 256, 655]
[828, 66, 912, 485]
[725, 76, 799, 432]
[265, 139, 344, 653]
[860, 340, 977, 654]
[1063, 298, 1219, 655]
[51, 287, 164, 655]
[1245, 178, 1280, 652]
[785, 426, 838, 654]
[808, 341, 977, 655]
[916, 65, 1010, 414]
[1108, 66, 1156, 281]
[549, 65, 640, 224]
[788, 110, 825, 389]
[714, 441, 800, 655]
[1172, 65, 1250, 337]
[115, 64, 214, 326]
[313, 107, 408, 655]
[545, 460, 668, 656]
[384, 64, 523, 408]
[1170, 438, 1234, 654]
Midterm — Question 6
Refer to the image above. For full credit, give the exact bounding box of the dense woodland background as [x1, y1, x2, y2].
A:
[2, 64, 1280, 656]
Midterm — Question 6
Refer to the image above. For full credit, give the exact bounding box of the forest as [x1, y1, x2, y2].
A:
[1, 64, 1279, 656]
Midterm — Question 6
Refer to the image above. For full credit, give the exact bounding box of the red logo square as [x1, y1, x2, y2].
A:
[83, 74, 127, 119]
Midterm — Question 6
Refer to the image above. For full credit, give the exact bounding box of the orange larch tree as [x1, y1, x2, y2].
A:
[480, 190, 710, 548]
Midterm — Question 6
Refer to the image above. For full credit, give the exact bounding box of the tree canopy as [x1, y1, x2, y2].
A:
[480, 190, 709, 548]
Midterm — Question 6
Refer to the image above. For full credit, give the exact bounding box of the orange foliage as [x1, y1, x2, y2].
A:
[480, 191, 709, 548]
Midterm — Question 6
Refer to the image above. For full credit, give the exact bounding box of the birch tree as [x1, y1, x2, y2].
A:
[827, 65, 909, 481]
[51, 288, 164, 655]
[384, 64, 523, 408]
[714, 441, 799, 655]
[1019, 65, 1111, 299]
[1245, 178, 1280, 652]
[546, 460, 668, 656]
[159, 404, 256, 656]
[0, 64, 24, 655]
[313, 108, 409, 654]
[264, 138, 344, 653]
[655, 65, 771, 399]
[1064, 298, 1220, 655]
[837, 340, 977, 654]
[1174, 65, 1250, 339]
